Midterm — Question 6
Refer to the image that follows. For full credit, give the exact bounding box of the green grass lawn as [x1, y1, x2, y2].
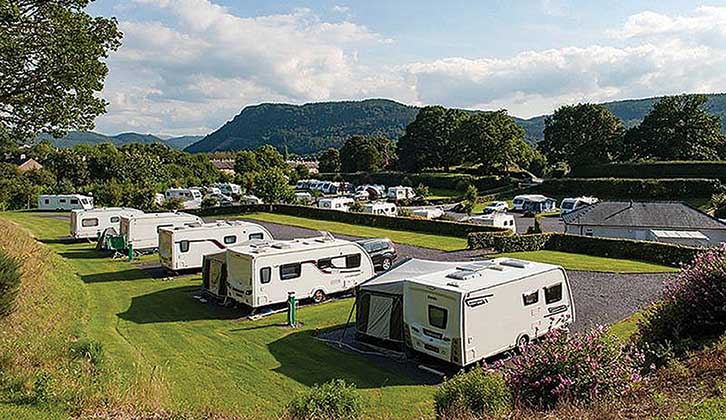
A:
[1, 212, 434, 419]
[493, 250, 678, 273]
[426, 187, 461, 200]
[240, 212, 468, 251]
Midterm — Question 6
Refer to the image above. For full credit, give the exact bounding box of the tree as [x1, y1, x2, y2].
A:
[397, 106, 466, 171]
[234, 150, 261, 174]
[318, 148, 341, 173]
[461, 185, 478, 215]
[1, 0, 123, 142]
[454, 111, 528, 174]
[162, 197, 185, 211]
[293, 164, 310, 181]
[201, 195, 219, 209]
[415, 183, 430, 198]
[253, 167, 293, 203]
[623, 94, 726, 161]
[540, 103, 622, 169]
[255, 144, 287, 170]
[340, 135, 394, 173]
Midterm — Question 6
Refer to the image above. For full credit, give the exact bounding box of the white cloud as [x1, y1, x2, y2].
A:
[332, 5, 350, 14]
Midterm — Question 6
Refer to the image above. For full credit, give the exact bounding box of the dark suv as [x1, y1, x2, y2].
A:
[357, 238, 397, 271]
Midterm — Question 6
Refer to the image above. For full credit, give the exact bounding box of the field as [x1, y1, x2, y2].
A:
[0, 212, 434, 419]
[494, 250, 679, 273]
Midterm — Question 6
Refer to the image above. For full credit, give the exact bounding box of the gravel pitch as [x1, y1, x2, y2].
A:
[236, 218, 673, 331]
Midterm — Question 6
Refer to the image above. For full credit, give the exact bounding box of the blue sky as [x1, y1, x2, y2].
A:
[85, 1, 726, 135]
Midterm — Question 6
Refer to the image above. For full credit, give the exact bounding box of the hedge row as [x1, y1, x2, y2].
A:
[536, 178, 722, 199]
[317, 171, 511, 192]
[468, 231, 700, 267]
[193, 204, 509, 238]
[0, 249, 21, 317]
[569, 161, 726, 180]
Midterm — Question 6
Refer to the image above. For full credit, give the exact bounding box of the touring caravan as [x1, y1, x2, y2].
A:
[512, 194, 544, 211]
[403, 258, 574, 366]
[70, 207, 144, 240]
[318, 197, 354, 212]
[202, 251, 228, 298]
[165, 188, 203, 202]
[412, 208, 444, 220]
[363, 202, 397, 216]
[38, 194, 94, 211]
[159, 220, 272, 271]
[464, 213, 516, 232]
[387, 186, 416, 201]
[523, 196, 557, 214]
[225, 236, 375, 308]
[119, 212, 203, 251]
[560, 196, 598, 216]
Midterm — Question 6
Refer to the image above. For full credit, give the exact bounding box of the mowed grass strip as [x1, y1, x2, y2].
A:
[242, 212, 468, 251]
[2, 212, 435, 419]
[493, 250, 679, 273]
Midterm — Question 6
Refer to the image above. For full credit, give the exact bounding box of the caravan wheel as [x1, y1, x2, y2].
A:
[381, 258, 392, 271]
[312, 289, 326, 304]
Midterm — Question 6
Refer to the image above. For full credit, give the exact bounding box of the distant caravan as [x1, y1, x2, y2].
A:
[38, 194, 94, 211]
[119, 212, 203, 251]
[223, 235, 375, 308]
[159, 220, 272, 271]
[70, 207, 144, 240]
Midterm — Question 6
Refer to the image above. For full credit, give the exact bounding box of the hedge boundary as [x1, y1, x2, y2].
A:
[569, 161, 726, 180]
[192, 204, 509, 238]
[468, 231, 699, 267]
[537, 178, 722, 199]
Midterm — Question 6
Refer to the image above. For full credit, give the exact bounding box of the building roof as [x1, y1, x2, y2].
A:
[211, 159, 235, 170]
[227, 235, 357, 257]
[562, 200, 726, 230]
[17, 158, 43, 172]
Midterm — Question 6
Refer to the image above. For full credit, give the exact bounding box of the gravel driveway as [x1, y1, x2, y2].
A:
[237, 218, 672, 331]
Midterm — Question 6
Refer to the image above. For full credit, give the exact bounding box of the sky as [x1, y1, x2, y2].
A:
[86, 0, 726, 136]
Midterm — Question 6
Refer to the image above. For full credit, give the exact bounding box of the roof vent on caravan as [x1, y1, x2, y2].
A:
[499, 258, 530, 269]
[272, 242, 293, 249]
[446, 262, 495, 281]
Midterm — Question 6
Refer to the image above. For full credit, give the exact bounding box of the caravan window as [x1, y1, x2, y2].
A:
[523, 291, 539, 306]
[110, 216, 120, 223]
[81, 218, 99, 227]
[345, 254, 361, 268]
[544, 284, 563, 304]
[260, 267, 271, 284]
[179, 241, 190, 253]
[44, 199, 49, 204]
[428, 305, 448, 329]
[223, 235, 237, 245]
[249, 232, 264, 240]
[71, 199, 79, 205]
[280, 263, 301, 280]
[60, 199, 67, 203]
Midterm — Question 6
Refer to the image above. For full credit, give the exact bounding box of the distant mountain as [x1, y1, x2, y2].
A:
[37, 131, 202, 150]
[185, 99, 419, 154]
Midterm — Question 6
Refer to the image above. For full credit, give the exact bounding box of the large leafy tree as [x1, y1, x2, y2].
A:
[454, 111, 529, 174]
[254, 167, 293, 203]
[234, 150, 261, 174]
[623, 94, 726, 161]
[540, 103, 622, 168]
[0, 0, 123, 143]
[318, 148, 341, 173]
[255, 144, 287, 170]
[340, 135, 394, 173]
[396, 106, 466, 172]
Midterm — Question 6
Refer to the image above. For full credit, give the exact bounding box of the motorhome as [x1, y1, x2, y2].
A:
[387, 186, 416, 201]
[403, 258, 574, 366]
[318, 197, 354, 212]
[119, 212, 203, 251]
[464, 213, 516, 232]
[363, 202, 397, 216]
[560, 196, 599, 216]
[38, 194, 94, 211]
[159, 220, 272, 271]
[224, 235, 376, 308]
[70, 207, 144, 240]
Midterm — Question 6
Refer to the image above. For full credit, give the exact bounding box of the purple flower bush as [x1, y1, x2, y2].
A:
[638, 246, 726, 351]
[503, 327, 643, 409]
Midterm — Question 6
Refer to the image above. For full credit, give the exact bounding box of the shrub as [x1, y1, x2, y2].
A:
[286, 379, 362, 420]
[162, 196, 185, 210]
[201, 195, 219, 208]
[0, 249, 21, 317]
[712, 193, 726, 218]
[70, 338, 104, 368]
[637, 246, 726, 355]
[504, 328, 643, 409]
[434, 369, 512, 418]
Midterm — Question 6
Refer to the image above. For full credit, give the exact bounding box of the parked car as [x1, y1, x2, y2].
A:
[483, 201, 509, 214]
[356, 238, 397, 271]
[207, 192, 234, 206]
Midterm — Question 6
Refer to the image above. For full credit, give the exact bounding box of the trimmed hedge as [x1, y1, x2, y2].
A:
[317, 171, 512, 192]
[569, 161, 726, 180]
[537, 178, 722, 199]
[0, 249, 21, 317]
[192, 204, 508, 238]
[468, 231, 700, 267]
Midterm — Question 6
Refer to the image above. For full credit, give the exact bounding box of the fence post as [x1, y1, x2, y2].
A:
[287, 291, 297, 327]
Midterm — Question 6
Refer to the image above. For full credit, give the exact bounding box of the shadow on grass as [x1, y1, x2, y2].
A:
[40, 237, 79, 245]
[266, 326, 422, 388]
[80, 268, 156, 283]
[117, 285, 240, 324]
[59, 250, 110, 260]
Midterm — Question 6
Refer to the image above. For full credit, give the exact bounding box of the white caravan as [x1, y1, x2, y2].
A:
[387, 186, 416, 201]
[560, 196, 599, 216]
[363, 202, 397, 216]
[119, 212, 203, 251]
[318, 197, 354, 212]
[70, 207, 144, 240]
[404, 258, 574, 367]
[38, 194, 94, 211]
[413, 208, 444, 220]
[225, 235, 375, 308]
[240, 195, 263, 205]
[464, 213, 516, 233]
[213, 182, 242, 196]
[165, 188, 203, 202]
[512, 194, 550, 211]
[159, 220, 272, 271]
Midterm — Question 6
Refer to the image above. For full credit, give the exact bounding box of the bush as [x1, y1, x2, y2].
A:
[201, 195, 219, 208]
[434, 369, 511, 418]
[712, 193, 726, 218]
[162, 196, 185, 210]
[286, 379, 362, 420]
[0, 249, 21, 317]
[537, 178, 722, 199]
[503, 328, 643, 409]
[69, 338, 104, 368]
[637, 246, 726, 353]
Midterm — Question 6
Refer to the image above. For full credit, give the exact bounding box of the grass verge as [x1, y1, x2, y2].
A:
[493, 250, 678, 273]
